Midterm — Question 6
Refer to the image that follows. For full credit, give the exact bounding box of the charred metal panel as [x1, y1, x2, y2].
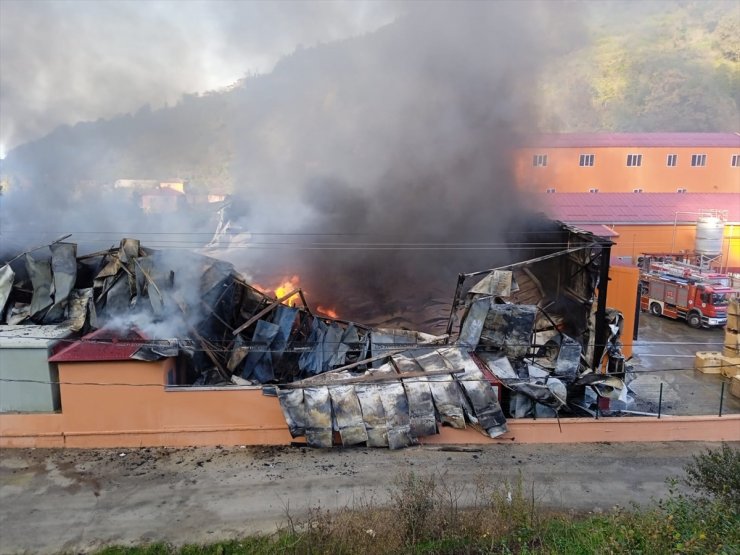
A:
[277, 388, 306, 438]
[323, 323, 346, 368]
[25, 250, 53, 320]
[270, 305, 299, 364]
[0, 264, 15, 316]
[402, 377, 437, 437]
[553, 336, 581, 384]
[328, 385, 368, 446]
[440, 348, 507, 438]
[298, 318, 328, 375]
[242, 319, 280, 382]
[458, 297, 489, 348]
[66, 288, 95, 332]
[469, 270, 513, 297]
[412, 350, 466, 429]
[391, 353, 421, 374]
[477, 353, 518, 380]
[379, 382, 415, 449]
[45, 243, 77, 322]
[480, 304, 537, 358]
[303, 387, 333, 448]
[355, 384, 389, 447]
[101, 274, 133, 317]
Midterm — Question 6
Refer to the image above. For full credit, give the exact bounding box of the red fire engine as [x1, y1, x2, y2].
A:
[639, 256, 733, 328]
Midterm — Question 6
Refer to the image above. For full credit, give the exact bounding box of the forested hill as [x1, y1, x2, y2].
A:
[1, 1, 737, 191]
[540, 1, 739, 133]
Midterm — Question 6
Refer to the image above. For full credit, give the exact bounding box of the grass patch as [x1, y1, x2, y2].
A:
[96, 444, 740, 555]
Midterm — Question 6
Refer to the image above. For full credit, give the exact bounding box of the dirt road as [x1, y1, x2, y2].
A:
[0, 441, 728, 554]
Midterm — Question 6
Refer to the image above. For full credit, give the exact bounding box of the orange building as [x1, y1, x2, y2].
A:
[544, 193, 740, 271]
[516, 133, 740, 194]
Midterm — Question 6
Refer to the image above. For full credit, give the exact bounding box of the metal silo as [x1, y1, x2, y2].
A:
[695, 215, 725, 256]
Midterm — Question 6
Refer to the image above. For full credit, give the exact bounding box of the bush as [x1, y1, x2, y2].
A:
[683, 442, 740, 508]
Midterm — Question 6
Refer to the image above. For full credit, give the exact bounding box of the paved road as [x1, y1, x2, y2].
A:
[1, 441, 732, 554]
[631, 313, 739, 415]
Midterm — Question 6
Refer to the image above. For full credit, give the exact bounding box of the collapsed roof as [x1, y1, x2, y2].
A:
[0, 223, 631, 448]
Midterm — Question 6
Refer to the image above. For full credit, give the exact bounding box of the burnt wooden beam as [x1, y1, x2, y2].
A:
[232, 288, 300, 336]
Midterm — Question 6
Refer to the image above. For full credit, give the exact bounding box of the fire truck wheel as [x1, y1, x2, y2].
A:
[649, 302, 662, 316]
[687, 312, 702, 329]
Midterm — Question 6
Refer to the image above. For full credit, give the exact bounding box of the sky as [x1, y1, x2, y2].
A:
[0, 0, 401, 155]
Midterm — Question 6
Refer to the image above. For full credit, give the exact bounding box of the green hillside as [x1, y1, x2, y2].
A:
[541, 0, 739, 131]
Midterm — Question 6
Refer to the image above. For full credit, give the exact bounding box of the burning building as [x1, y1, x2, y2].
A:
[0, 220, 633, 449]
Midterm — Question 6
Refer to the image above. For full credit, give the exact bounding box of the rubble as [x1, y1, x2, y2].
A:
[0, 222, 633, 448]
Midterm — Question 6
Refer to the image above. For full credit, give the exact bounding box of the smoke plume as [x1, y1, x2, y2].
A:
[226, 3, 585, 327]
[1, 2, 587, 331]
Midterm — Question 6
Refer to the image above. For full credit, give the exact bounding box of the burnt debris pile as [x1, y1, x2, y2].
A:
[0, 224, 633, 448]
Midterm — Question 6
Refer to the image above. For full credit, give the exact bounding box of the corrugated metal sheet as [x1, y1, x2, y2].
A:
[49, 328, 148, 362]
[525, 133, 740, 148]
[543, 193, 740, 224]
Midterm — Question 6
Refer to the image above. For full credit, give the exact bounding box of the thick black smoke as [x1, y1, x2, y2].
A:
[225, 3, 586, 328]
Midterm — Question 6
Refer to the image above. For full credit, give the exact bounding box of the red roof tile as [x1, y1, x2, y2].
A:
[543, 193, 740, 224]
[525, 133, 740, 148]
[49, 328, 147, 362]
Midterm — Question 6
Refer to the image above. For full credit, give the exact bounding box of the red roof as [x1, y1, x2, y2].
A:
[525, 133, 740, 148]
[49, 328, 147, 362]
[543, 193, 740, 224]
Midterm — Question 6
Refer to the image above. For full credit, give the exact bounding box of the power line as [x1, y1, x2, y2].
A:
[1, 363, 737, 389]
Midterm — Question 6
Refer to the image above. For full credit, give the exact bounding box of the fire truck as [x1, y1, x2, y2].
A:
[639, 256, 733, 328]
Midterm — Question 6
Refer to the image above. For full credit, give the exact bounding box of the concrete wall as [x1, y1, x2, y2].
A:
[0, 348, 60, 412]
[515, 146, 740, 193]
[1, 357, 738, 448]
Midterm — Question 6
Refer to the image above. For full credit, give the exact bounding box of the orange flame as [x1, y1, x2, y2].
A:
[317, 305, 338, 319]
[274, 275, 301, 306]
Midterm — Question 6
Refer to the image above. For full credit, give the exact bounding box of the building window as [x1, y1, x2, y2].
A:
[633, 188, 643, 193]
[667, 154, 677, 167]
[732, 154, 740, 167]
[676, 188, 687, 193]
[627, 154, 642, 167]
[579, 154, 595, 167]
[533, 154, 548, 167]
[588, 188, 599, 193]
[546, 188, 556, 193]
[691, 154, 707, 167]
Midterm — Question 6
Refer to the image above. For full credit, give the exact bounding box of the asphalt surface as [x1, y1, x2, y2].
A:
[631, 312, 740, 415]
[0, 441, 734, 554]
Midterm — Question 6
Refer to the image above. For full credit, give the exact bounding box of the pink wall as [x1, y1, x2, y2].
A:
[1, 358, 738, 448]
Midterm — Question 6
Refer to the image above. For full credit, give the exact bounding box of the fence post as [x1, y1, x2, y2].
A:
[719, 381, 725, 418]
[658, 382, 663, 419]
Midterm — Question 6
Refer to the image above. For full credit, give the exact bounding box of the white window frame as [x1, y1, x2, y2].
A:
[666, 154, 677, 167]
[545, 188, 556, 193]
[627, 154, 643, 167]
[676, 188, 687, 193]
[579, 154, 595, 167]
[633, 188, 643, 193]
[588, 188, 599, 193]
[691, 154, 707, 167]
[732, 154, 740, 167]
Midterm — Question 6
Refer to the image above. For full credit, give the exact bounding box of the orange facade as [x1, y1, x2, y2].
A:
[2, 357, 738, 448]
[608, 224, 740, 270]
[516, 146, 740, 194]
[606, 264, 640, 357]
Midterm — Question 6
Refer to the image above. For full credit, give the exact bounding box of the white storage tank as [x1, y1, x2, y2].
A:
[695, 215, 724, 256]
